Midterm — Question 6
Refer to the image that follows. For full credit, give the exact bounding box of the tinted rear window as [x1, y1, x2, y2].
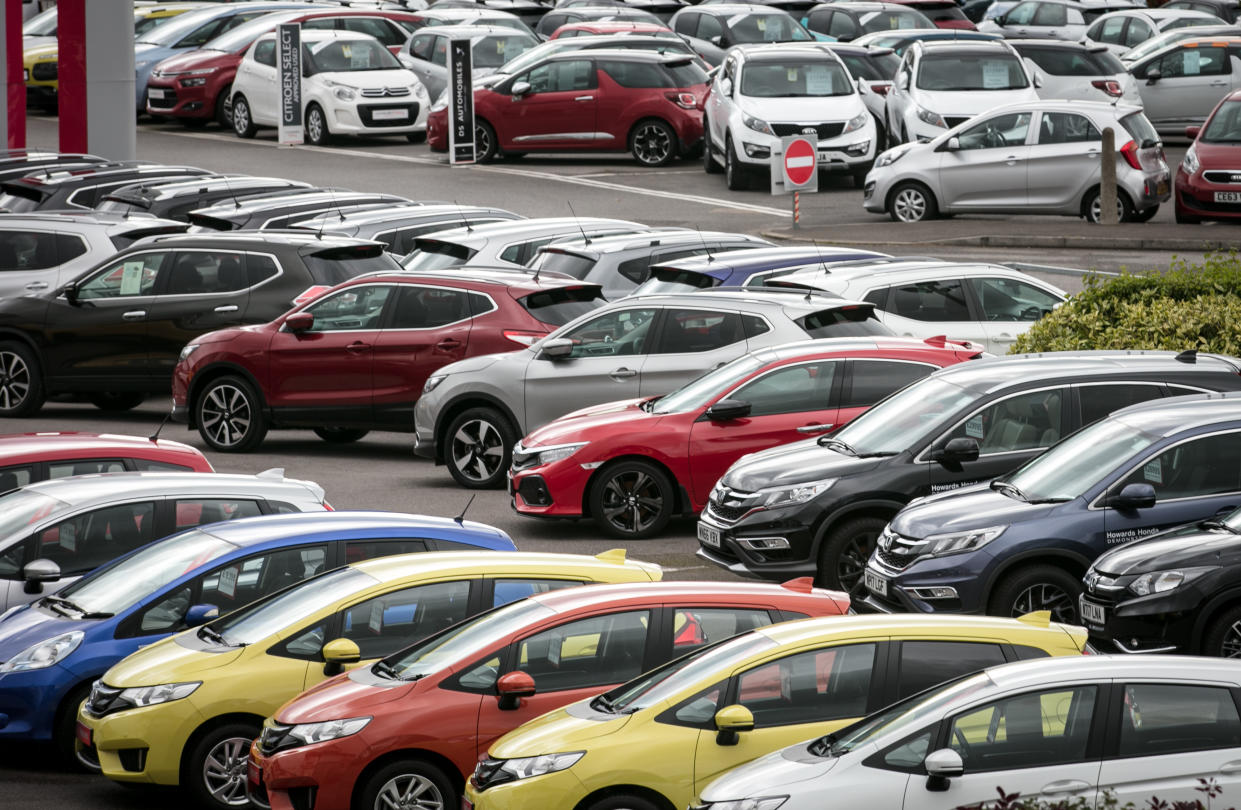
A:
[1120, 111, 1160, 147]
[915, 3, 969, 21]
[839, 52, 899, 81]
[303, 246, 402, 285]
[520, 285, 607, 326]
[599, 58, 707, 87]
[1016, 46, 1123, 76]
[403, 239, 477, 270]
[0, 184, 48, 213]
[798, 306, 889, 338]
[637, 267, 718, 295]
[529, 249, 598, 279]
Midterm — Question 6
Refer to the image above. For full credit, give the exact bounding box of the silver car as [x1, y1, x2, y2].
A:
[290, 204, 523, 255]
[0, 470, 329, 611]
[1083, 8, 1226, 56]
[1011, 39, 1141, 105]
[401, 218, 652, 271]
[399, 25, 540, 100]
[864, 99, 1170, 222]
[414, 289, 894, 488]
[1127, 36, 1241, 135]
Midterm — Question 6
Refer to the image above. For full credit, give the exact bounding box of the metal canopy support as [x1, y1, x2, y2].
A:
[59, 0, 136, 159]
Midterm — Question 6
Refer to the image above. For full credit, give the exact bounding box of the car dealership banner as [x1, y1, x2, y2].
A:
[277, 23, 303, 145]
[448, 39, 475, 165]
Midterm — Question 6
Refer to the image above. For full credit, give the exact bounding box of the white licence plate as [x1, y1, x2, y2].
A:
[697, 522, 721, 548]
[1215, 191, 1241, 203]
[864, 568, 888, 597]
[148, 88, 166, 99]
[1079, 596, 1106, 625]
[23, 69, 29, 81]
[372, 108, 408, 121]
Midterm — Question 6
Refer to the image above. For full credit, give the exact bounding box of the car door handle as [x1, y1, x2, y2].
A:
[575, 95, 594, 101]
[346, 341, 371, 353]
[1085, 150, 1101, 158]
[797, 423, 835, 433]
[1218, 759, 1241, 775]
[609, 367, 637, 380]
[1005, 155, 1023, 164]
[213, 305, 238, 313]
[992, 334, 1017, 343]
[122, 310, 146, 321]
[1210, 80, 1229, 87]
[436, 338, 462, 350]
[24, 281, 48, 291]
[1042, 780, 1091, 795]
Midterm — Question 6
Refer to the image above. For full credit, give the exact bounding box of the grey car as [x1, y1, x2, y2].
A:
[402, 217, 651, 271]
[414, 289, 894, 487]
[670, 3, 818, 66]
[1127, 36, 1241, 135]
[290, 204, 523, 255]
[399, 25, 541, 99]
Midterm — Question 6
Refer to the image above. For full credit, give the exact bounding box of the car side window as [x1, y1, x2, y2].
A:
[729, 360, 837, 417]
[171, 498, 263, 532]
[1033, 3, 1067, 25]
[253, 39, 277, 68]
[957, 112, 1032, 150]
[968, 277, 1061, 321]
[1124, 19, 1153, 46]
[559, 307, 657, 358]
[516, 610, 651, 691]
[828, 12, 858, 39]
[48, 459, 126, 478]
[339, 579, 473, 658]
[492, 578, 583, 607]
[161, 250, 249, 295]
[673, 607, 770, 655]
[432, 36, 449, 67]
[734, 643, 877, 727]
[1158, 45, 1230, 77]
[651, 308, 744, 354]
[888, 279, 970, 322]
[522, 59, 597, 93]
[674, 11, 698, 35]
[893, 641, 1007, 700]
[948, 686, 1097, 771]
[697, 13, 724, 40]
[0, 230, 86, 270]
[1004, 2, 1039, 25]
[246, 253, 280, 286]
[77, 252, 165, 299]
[344, 18, 404, 47]
[863, 287, 890, 309]
[1075, 384, 1164, 427]
[1037, 112, 1100, 145]
[343, 538, 427, 564]
[303, 285, 393, 331]
[1118, 684, 1241, 757]
[34, 502, 157, 577]
[389, 285, 475, 329]
[942, 388, 1066, 455]
[1093, 15, 1127, 43]
[843, 360, 935, 409]
[0, 465, 32, 491]
[1115, 431, 1241, 500]
[410, 33, 436, 61]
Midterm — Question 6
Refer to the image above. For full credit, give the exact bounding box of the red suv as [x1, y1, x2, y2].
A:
[427, 49, 708, 166]
[172, 269, 607, 453]
[145, 8, 419, 127]
[249, 579, 849, 810]
[1176, 88, 1241, 223]
[510, 337, 982, 538]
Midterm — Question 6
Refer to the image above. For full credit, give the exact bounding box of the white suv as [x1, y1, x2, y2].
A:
[703, 44, 877, 190]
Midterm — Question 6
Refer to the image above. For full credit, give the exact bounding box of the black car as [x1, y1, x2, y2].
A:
[0, 162, 212, 213]
[187, 190, 412, 231]
[1163, 0, 1241, 24]
[1082, 505, 1241, 656]
[696, 350, 1241, 595]
[0, 232, 401, 418]
[0, 150, 108, 184]
[95, 175, 313, 222]
[289, 204, 523, 255]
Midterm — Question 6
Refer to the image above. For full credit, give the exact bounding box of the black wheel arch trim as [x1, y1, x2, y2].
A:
[981, 547, 1093, 605]
[1191, 587, 1241, 652]
[811, 498, 907, 559]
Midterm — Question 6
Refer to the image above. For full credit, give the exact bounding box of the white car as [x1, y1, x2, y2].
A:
[697, 655, 1241, 810]
[231, 28, 431, 146]
[885, 39, 1039, 144]
[978, 0, 1096, 40]
[401, 218, 652, 270]
[1083, 8, 1226, 56]
[704, 43, 877, 190]
[1011, 39, 1141, 104]
[1120, 23, 1241, 65]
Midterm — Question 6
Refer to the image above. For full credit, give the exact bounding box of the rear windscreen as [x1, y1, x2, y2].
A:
[1017, 46, 1124, 76]
[519, 286, 607, 326]
[187, 213, 237, 231]
[798, 306, 890, 338]
[403, 239, 477, 271]
[635, 267, 719, 296]
[303, 246, 402, 285]
[528, 249, 598, 279]
[110, 226, 186, 250]
[915, 3, 969, 21]
[0, 184, 48, 213]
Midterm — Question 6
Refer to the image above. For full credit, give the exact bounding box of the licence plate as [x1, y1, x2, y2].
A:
[148, 88, 166, 100]
[697, 522, 721, 548]
[864, 568, 888, 597]
[372, 108, 408, 121]
[1215, 191, 1241, 203]
[1156, 178, 1169, 196]
[76, 720, 92, 747]
[1079, 596, 1106, 626]
[23, 69, 29, 82]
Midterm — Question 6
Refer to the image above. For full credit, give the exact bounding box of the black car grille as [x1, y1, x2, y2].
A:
[1203, 170, 1241, 184]
[707, 500, 750, 523]
[32, 62, 57, 81]
[257, 721, 296, 756]
[359, 103, 419, 128]
[772, 122, 845, 139]
[873, 528, 921, 571]
[876, 548, 913, 569]
[1082, 573, 1124, 608]
[85, 681, 124, 717]
[148, 90, 177, 110]
[945, 116, 971, 129]
[472, 757, 514, 791]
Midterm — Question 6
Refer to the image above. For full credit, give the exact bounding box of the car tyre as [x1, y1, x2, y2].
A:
[195, 375, 267, 453]
[989, 564, 1081, 624]
[475, 119, 498, 163]
[725, 135, 748, 191]
[589, 459, 675, 540]
[1083, 186, 1133, 224]
[358, 758, 457, 810]
[56, 683, 97, 772]
[231, 94, 256, 139]
[586, 795, 661, 810]
[630, 118, 678, 167]
[816, 516, 886, 597]
[185, 721, 261, 810]
[703, 121, 722, 174]
[1174, 205, 1201, 224]
[0, 341, 45, 418]
[215, 85, 233, 128]
[444, 406, 515, 489]
[1130, 204, 1159, 222]
[313, 427, 370, 444]
[1203, 604, 1241, 657]
[306, 103, 332, 146]
[888, 181, 937, 222]
[851, 162, 871, 188]
[87, 392, 146, 412]
[406, 130, 427, 144]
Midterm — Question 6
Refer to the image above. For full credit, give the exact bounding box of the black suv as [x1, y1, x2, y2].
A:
[697, 351, 1241, 595]
[187, 190, 412, 231]
[0, 162, 211, 212]
[0, 232, 401, 418]
[95, 175, 312, 222]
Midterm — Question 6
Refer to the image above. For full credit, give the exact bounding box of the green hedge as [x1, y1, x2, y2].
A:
[1010, 254, 1241, 356]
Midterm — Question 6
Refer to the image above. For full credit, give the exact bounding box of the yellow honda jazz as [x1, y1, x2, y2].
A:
[77, 550, 660, 810]
[465, 612, 1087, 810]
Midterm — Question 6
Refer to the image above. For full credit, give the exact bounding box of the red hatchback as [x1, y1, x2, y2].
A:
[249, 579, 849, 810]
[1176, 89, 1241, 223]
[172, 269, 606, 453]
[510, 337, 981, 539]
[427, 49, 708, 166]
[0, 432, 211, 489]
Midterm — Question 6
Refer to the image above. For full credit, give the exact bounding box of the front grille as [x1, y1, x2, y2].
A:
[1203, 170, 1241, 184]
[944, 116, 971, 129]
[31, 62, 57, 81]
[257, 721, 295, 756]
[472, 757, 514, 791]
[148, 90, 177, 110]
[510, 442, 539, 472]
[707, 500, 750, 523]
[361, 86, 412, 97]
[1181, 191, 1241, 212]
[873, 528, 922, 571]
[359, 103, 419, 128]
[876, 548, 912, 569]
[772, 122, 845, 139]
[85, 680, 124, 717]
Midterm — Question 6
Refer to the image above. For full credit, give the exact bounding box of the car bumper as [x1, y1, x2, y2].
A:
[510, 463, 590, 518]
[325, 101, 428, 136]
[249, 738, 362, 810]
[78, 701, 200, 785]
[413, 397, 439, 461]
[1079, 590, 1198, 654]
[694, 508, 819, 581]
[733, 128, 875, 170]
[465, 768, 588, 810]
[1175, 170, 1241, 220]
[0, 667, 72, 742]
[862, 162, 900, 213]
[857, 555, 991, 615]
[145, 80, 218, 120]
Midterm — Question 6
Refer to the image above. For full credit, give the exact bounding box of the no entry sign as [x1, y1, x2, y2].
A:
[783, 137, 817, 187]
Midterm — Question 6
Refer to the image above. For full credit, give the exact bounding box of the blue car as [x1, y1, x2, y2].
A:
[0, 510, 515, 761]
[631, 245, 890, 296]
[862, 392, 1241, 624]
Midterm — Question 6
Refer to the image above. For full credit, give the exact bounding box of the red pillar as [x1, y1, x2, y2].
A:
[58, 0, 88, 153]
[5, 0, 23, 148]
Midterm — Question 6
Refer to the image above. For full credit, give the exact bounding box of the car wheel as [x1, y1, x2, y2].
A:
[1130, 204, 1159, 222]
[1175, 205, 1202, 224]
[215, 84, 233, 128]
[0, 341, 45, 418]
[990, 564, 1081, 624]
[185, 722, 261, 810]
[630, 118, 677, 167]
[586, 795, 661, 810]
[444, 406, 515, 489]
[475, 119, 498, 163]
[195, 376, 267, 453]
[312, 427, 369, 444]
[851, 163, 871, 188]
[1204, 605, 1241, 657]
[232, 94, 256, 139]
[816, 516, 886, 597]
[725, 136, 747, 191]
[1083, 186, 1133, 224]
[357, 758, 457, 810]
[703, 121, 722, 174]
[589, 459, 675, 540]
[888, 182, 937, 222]
[305, 103, 332, 146]
[406, 130, 427, 144]
[55, 683, 97, 772]
[87, 392, 146, 412]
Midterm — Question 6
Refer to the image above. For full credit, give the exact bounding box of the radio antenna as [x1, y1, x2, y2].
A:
[148, 410, 171, 443]
[696, 226, 715, 263]
[453, 494, 476, 525]
[566, 200, 591, 246]
[454, 200, 473, 233]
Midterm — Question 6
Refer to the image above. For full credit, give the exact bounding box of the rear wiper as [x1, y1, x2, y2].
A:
[1202, 519, 1241, 535]
[819, 437, 856, 455]
[990, 480, 1027, 502]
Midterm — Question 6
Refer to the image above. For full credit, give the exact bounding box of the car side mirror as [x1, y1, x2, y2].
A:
[705, 399, 751, 421]
[496, 671, 537, 710]
[1186, 125, 1201, 139]
[1146, 67, 1161, 85]
[924, 747, 964, 791]
[929, 437, 979, 465]
[21, 558, 60, 594]
[720, 77, 733, 96]
[322, 637, 361, 676]
[185, 604, 219, 627]
[945, 136, 961, 151]
[898, 73, 910, 91]
[512, 80, 532, 96]
[714, 704, 754, 746]
[62, 283, 79, 306]
[1106, 482, 1156, 511]
[540, 337, 574, 359]
[284, 311, 314, 333]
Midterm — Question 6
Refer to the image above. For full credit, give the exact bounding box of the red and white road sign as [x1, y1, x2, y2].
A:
[783, 137, 817, 187]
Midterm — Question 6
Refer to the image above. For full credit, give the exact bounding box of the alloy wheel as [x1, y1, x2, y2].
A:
[1089, 195, 1125, 224]
[1221, 622, 1241, 658]
[373, 773, 446, 810]
[837, 533, 879, 599]
[892, 187, 928, 222]
[475, 123, 492, 158]
[201, 736, 252, 807]
[233, 99, 250, 135]
[308, 107, 325, 144]
[1011, 582, 1074, 623]
[0, 350, 31, 411]
[632, 122, 671, 166]
[200, 383, 253, 449]
[599, 470, 664, 536]
[450, 419, 504, 484]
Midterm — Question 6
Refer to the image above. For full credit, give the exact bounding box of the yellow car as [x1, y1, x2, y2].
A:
[78, 550, 660, 810]
[465, 612, 1087, 810]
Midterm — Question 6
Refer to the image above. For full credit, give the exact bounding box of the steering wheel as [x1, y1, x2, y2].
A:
[1019, 305, 1044, 321]
[982, 124, 1006, 149]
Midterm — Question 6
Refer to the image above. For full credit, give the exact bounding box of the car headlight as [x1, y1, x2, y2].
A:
[498, 751, 584, 780]
[181, 77, 208, 87]
[1182, 144, 1200, 176]
[286, 716, 371, 747]
[875, 145, 911, 167]
[703, 798, 788, 810]
[842, 112, 868, 134]
[424, 374, 446, 394]
[915, 106, 946, 128]
[922, 525, 1005, 556]
[179, 344, 201, 363]
[413, 83, 429, 98]
[117, 681, 201, 708]
[757, 479, 836, 509]
[184, 67, 218, 76]
[530, 442, 588, 466]
[743, 114, 774, 136]
[333, 84, 358, 101]
[1128, 566, 1216, 596]
[0, 631, 83, 673]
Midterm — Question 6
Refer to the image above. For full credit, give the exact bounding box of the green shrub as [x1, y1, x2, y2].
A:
[1010, 254, 1241, 356]
[958, 780, 1231, 810]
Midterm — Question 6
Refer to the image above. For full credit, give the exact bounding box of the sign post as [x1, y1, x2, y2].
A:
[771, 135, 818, 229]
[448, 39, 475, 165]
[277, 23, 303, 146]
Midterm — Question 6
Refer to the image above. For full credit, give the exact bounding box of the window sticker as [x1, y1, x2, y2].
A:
[965, 415, 985, 439]
[982, 61, 1010, 88]
[1143, 458, 1163, 484]
[60, 522, 76, 552]
[369, 601, 385, 634]
[805, 65, 833, 94]
[1182, 49, 1202, 75]
[120, 261, 145, 296]
[217, 566, 239, 599]
[496, 38, 506, 54]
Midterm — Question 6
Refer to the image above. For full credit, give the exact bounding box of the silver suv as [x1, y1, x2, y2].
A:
[415, 289, 894, 488]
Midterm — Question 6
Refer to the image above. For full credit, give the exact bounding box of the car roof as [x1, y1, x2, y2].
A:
[0, 432, 205, 461]
[543, 47, 693, 62]
[5, 162, 205, 189]
[1111, 390, 1241, 435]
[623, 288, 875, 314]
[109, 175, 310, 202]
[418, 217, 647, 246]
[191, 190, 409, 218]
[770, 260, 1066, 293]
[826, 1, 928, 9]
[964, 97, 1142, 117]
[17, 469, 322, 506]
[977, 654, 1241, 692]
[654, 245, 882, 272]
[917, 39, 1016, 54]
[692, 3, 795, 14]
[258, 28, 379, 43]
[757, 612, 1076, 646]
[932, 351, 1241, 393]
[735, 43, 846, 61]
[0, 210, 187, 232]
[420, 24, 534, 37]
[293, 203, 518, 230]
[529, 578, 839, 613]
[743, 335, 975, 364]
[540, 229, 758, 255]
[193, 510, 513, 548]
[136, 231, 383, 250]
[1009, 38, 1116, 51]
[350, 267, 598, 293]
[349, 548, 660, 581]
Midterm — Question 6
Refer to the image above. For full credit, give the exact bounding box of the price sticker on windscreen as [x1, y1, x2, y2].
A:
[217, 567, 239, 599]
[497, 39, 505, 54]
[982, 61, 1010, 89]
[1144, 458, 1163, 484]
[805, 66, 832, 95]
[369, 601, 384, 634]
[1182, 49, 1202, 75]
[120, 261, 145, 295]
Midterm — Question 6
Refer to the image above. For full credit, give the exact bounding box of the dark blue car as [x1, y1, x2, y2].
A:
[631, 245, 889, 296]
[0, 511, 515, 763]
[861, 392, 1241, 624]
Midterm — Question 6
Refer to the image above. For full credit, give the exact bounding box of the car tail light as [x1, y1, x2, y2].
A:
[1120, 139, 1143, 170]
[503, 330, 545, 347]
[1091, 79, 1123, 97]
[871, 83, 891, 96]
[292, 285, 331, 307]
[323, 501, 334, 511]
[665, 91, 698, 110]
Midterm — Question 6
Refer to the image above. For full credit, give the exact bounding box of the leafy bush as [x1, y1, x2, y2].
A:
[1010, 254, 1241, 356]
[957, 780, 1231, 810]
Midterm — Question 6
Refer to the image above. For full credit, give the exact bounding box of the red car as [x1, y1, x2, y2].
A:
[145, 8, 419, 127]
[427, 49, 708, 166]
[249, 579, 849, 810]
[510, 337, 981, 538]
[172, 269, 606, 453]
[1176, 88, 1241, 223]
[550, 20, 676, 38]
[0, 432, 212, 489]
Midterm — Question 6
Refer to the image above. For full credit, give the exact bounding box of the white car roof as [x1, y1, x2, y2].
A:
[417, 217, 648, 249]
[770, 261, 1066, 298]
[16, 470, 325, 508]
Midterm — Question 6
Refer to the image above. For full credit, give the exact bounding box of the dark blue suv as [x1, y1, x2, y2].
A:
[862, 392, 1241, 624]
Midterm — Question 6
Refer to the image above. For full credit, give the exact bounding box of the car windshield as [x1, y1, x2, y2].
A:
[653, 353, 766, 413]
[916, 53, 1029, 90]
[207, 567, 377, 646]
[307, 39, 402, 72]
[1202, 100, 1241, 142]
[54, 530, 235, 616]
[860, 9, 934, 32]
[998, 416, 1161, 502]
[741, 60, 853, 96]
[202, 11, 303, 53]
[829, 376, 979, 455]
[474, 34, 538, 68]
[383, 599, 554, 680]
[0, 489, 68, 550]
[603, 632, 777, 713]
[137, 8, 215, 46]
[23, 9, 59, 37]
[726, 13, 815, 42]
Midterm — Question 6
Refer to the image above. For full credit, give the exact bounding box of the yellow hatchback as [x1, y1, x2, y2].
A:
[465, 613, 1087, 810]
[77, 550, 660, 810]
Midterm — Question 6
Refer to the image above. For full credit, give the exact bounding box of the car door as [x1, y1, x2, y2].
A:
[0, 228, 88, 296]
[639, 307, 750, 400]
[937, 111, 1034, 210]
[880, 279, 989, 347]
[966, 275, 1064, 351]
[1138, 44, 1232, 127]
[708, 54, 738, 149]
[242, 38, 280, 126]
[1028, 2, 1070, 38]
[422, 34, 451, 99]
[1023, 110, 1103, 212]
[498, 58, 598, 148]
[996, 1, 1039, 36]
[404, 31, 439, 90]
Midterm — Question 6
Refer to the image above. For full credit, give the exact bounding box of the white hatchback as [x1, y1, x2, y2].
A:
[231, 29, 431, 146]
